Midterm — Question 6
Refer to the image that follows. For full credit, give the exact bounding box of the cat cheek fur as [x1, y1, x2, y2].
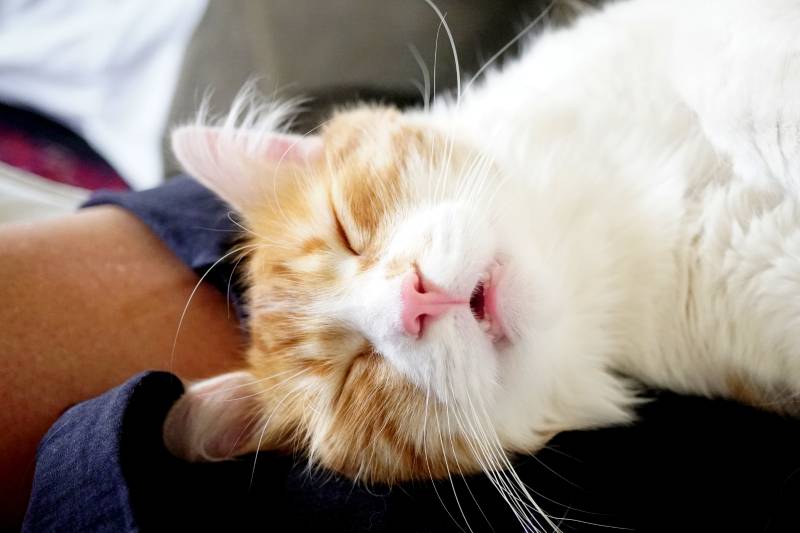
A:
[241, 114, 512, 481]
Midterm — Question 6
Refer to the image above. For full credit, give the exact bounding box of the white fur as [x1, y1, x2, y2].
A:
[397, 0, 800, 452]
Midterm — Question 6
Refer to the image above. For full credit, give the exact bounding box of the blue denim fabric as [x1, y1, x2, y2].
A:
[23, 372, 182, 532]
[22, 368, 800, 532]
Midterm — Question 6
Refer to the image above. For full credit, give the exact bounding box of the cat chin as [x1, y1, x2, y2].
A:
[491, 337, 639, 452]
[478, 248, 643, 448]
[377, 315, 502, 400]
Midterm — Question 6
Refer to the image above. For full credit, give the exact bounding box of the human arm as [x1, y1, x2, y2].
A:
[0, 205, 244, 528]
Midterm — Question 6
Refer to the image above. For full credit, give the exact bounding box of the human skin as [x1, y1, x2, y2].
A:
[0, 206, 244, 529]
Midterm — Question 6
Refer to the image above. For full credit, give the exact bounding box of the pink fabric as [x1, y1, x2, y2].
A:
[0, 126, 128, 190]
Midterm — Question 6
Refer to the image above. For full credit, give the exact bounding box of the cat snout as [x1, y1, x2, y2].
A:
[400, 270, 467, 338]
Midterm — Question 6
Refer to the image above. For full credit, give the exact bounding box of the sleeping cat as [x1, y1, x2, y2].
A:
[164, 0, 800, 528]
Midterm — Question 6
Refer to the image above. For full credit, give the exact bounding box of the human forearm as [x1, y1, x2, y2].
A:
[0, 206, 244, 527]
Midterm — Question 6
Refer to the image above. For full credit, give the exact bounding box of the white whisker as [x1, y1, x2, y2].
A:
[170, 243, 261, 371]
[423, 387, 469, 533]
[423, 0, 461, 105]
[250, 387, 304, 488]
[409, 43, 432, 111]
[463, 2, 555, 96]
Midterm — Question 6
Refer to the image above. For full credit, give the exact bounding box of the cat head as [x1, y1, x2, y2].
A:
[163, 99, 638, 483]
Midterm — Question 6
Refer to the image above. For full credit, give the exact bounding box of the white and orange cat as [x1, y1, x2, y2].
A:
[164, 0, 800, 528]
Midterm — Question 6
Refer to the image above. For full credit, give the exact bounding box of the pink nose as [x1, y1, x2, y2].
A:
[401, 271, 467, 338]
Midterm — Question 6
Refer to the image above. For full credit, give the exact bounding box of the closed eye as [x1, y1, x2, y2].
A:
[332, 203, 359, 255]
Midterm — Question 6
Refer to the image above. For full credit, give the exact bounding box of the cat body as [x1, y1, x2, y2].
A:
[434, 0, 800, 446]
[164, 0, 800, 519]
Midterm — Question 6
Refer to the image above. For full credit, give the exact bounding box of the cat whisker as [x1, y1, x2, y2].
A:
[423, 0, 461, 106]
[408, 44, 432, 111]
[462, 1, 556, 97]
[470, 395, 562, 532]
[429, 133, 446, 205]
[249, 387, 305, 489]
[225, 409, 268, 458]
[196, 367, 308, 398]
[422, 116, 452, 206]
[550, 515, 634, 531]
[450, 381, 542, 531]
[431, 130, 458, 210]
[431, 17, 442, 108]
[443, 382, 498, 532]
[483, 172, 513, 212]
[410, 78, 428, 109]
[223, 368, 312, 402]
[458, 151, 496, 209]
[170, 243, 262, 372]
[226, 252, 247, 319]
[226, 216, 327, 255]
[223, 216, 299, 251]
[433, 389, 471, 533]
[445, 380, 482, 531]
[225, 211, 268, 242]
[189, 225, 242, 233]
[422, 387, 470, 533]
[449, 374, 546, 530]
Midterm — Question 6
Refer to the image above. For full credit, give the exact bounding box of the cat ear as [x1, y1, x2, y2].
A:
[163, 371, 265, 462]
[171, 126, 323, 212]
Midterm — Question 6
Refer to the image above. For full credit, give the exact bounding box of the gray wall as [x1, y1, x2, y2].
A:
[165, 0, 582, 174]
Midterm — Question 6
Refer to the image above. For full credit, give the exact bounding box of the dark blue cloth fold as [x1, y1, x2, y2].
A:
[23, 372, 183, 532]
[23, 366, 800, 532]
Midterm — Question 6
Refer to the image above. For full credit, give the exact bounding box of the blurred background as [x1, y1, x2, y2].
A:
[0, 0, 591, 222]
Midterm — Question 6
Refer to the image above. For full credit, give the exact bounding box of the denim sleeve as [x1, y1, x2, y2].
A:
[22, 372, 183, 532]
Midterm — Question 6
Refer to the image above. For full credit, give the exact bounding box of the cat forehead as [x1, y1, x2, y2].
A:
[325, 111, 475, 204]
[321, 106, 444, 171]
[242, 112, 462, 319]
[242, 107, 475, 274]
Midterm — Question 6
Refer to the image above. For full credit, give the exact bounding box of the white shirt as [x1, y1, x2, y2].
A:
[0, 0, 207, 189]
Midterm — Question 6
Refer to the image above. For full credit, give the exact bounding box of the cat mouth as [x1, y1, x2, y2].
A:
[470, 263, 507, 343]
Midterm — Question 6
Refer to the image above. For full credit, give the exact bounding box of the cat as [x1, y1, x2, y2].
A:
[163, 0, 800, 528]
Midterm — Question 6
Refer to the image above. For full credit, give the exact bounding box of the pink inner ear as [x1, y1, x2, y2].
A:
[263, 134, 324, 164]
[172, 125, 323, 212]
[163, 371, 263, 462]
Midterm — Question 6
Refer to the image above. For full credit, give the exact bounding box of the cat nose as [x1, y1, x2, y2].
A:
[400, 271, 467, 338]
